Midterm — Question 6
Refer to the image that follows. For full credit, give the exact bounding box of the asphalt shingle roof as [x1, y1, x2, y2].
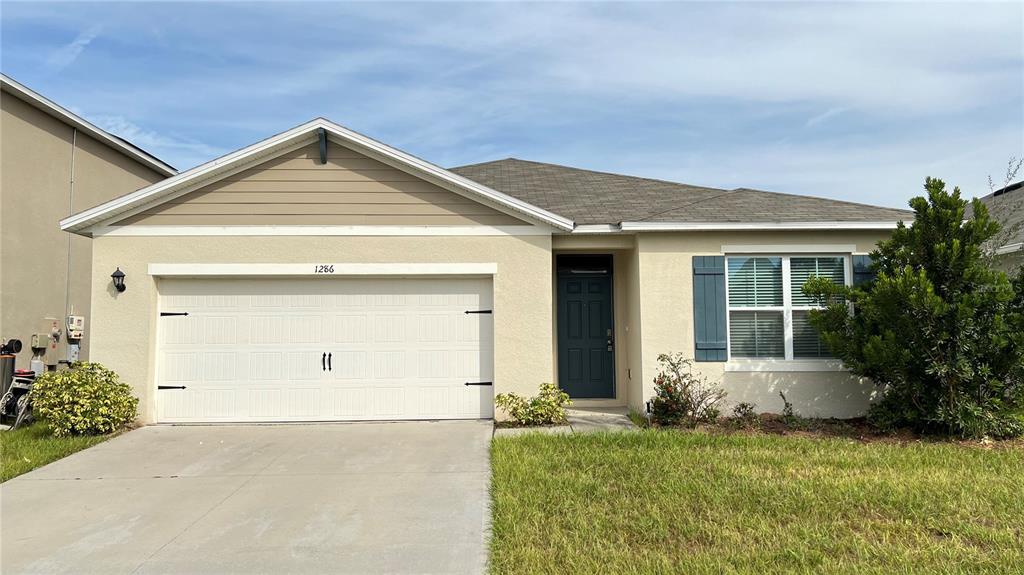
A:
[974, 181, 1024, 248]
[450, 158, 913, 226]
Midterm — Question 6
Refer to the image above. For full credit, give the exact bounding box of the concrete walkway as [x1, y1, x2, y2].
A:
[0, 421, 492, 575]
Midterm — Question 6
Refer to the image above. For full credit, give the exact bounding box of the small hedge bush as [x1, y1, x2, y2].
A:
[651, 352, 726, 427]
[30, 362, 138, 437]
[495, 383, 571, 426]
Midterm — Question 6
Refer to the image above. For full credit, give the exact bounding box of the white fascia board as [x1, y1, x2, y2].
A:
[721, 244, 857, 254]
[1, 74, 176, 176]
[61, 118, 574, 235]
[620, 221, 904, 231]
[996, 242, 1023, 255]
[148, 263, 498, 277]
[568, 224, 624, 234]
[94, 225, 551, 237]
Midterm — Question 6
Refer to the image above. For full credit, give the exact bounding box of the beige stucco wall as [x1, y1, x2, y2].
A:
[632, 230, 893, 418]
[0, 92, 166, 368]
[89, 234, 554, 423]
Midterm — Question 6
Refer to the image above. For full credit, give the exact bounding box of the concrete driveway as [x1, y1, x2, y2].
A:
[1, 421, 492, 574]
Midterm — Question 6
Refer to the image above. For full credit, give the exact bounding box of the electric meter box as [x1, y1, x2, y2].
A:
[66, 315, 85, 339]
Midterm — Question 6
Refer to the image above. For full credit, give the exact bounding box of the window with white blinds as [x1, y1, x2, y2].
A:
[727, 257, 783, 307]
[790, 257, 845, 306]
[726, 255, 848, 360]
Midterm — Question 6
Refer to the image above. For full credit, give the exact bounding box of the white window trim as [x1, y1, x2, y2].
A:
[724, 254, 851, 370]
[725, 359, 847, 372]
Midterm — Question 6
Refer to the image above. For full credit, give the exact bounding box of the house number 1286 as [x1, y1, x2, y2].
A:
[314, 265, 335, 274]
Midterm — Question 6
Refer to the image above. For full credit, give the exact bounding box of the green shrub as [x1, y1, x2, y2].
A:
[650, 353, 726, 427]
[804, 179, 1024, 438]
[778, 392, 810, 430]
[30, 362, 138, 437]
[730, 401, 760, 429]
[495, 383, 571, 426]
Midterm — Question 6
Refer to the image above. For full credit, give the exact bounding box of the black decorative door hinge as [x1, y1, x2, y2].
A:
[160, 312, 189, 317]
[464, 381, 493, 386]
[464, 310, 492, 315]
[158, 385, 187, 390]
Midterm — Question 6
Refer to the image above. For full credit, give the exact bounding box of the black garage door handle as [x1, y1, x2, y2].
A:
[322, 352, 326, 371]
[328, 353, 332, 371]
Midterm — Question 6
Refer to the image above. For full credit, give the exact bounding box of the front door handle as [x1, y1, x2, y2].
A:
[328, 353, 332, 371]
[322, 352, 326, 371]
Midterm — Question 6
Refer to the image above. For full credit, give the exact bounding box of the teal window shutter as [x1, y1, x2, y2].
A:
[693, 256, 727, 361]
[852, 255, 876, 286]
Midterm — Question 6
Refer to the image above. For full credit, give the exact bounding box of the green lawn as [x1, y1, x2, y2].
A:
[490, 431, 1024, 574]
[0, 423, 113, 482]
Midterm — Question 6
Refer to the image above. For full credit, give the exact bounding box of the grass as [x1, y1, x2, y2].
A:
[0, 422, 113, 482]
[490, 430, 1024, 574]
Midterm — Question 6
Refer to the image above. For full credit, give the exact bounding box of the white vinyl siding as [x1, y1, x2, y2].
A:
[727, 255, 849, 361]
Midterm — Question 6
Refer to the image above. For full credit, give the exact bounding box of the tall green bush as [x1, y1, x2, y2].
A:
[804, 178, 1024, 437]
[30, 362, 138, 437]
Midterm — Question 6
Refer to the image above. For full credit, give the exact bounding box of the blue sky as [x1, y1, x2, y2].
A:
[2, 1, 1022, 208]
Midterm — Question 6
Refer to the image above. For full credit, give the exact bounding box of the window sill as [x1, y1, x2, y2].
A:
[725, 359, 846, 372]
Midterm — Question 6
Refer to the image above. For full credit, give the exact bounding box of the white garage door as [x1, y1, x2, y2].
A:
[156, 277, 494, 422]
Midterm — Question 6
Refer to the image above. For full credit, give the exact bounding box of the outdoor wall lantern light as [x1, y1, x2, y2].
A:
[111, 267, 127, 293]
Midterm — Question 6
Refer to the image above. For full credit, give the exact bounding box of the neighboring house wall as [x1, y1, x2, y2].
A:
[88, 234, 554, 423]
[995, 250, 1023, 274]
[118, 143, 523, 227]
[0, 93, 166, 368]
[633, 230, 891, 418]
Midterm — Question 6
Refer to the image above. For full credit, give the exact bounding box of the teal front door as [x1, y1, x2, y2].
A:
[557, 273, 614, 398]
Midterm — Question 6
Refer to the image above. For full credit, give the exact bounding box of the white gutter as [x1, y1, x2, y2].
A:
[1, 74, 176, 176]
[618, 221, 904, 232]
[996, 242, 1023, 255]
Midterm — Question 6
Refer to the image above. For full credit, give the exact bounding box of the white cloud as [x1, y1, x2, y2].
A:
[805, 108, 848, 128]
[85, 114, 226, 170]
[46, 24, 101, 71]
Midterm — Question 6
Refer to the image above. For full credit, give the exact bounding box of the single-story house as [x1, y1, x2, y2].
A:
[60, 118, 911, 424]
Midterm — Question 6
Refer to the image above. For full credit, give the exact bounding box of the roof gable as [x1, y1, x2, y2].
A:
[1, 74, 176, 176]
[61, 119, 573, 234]
[115, 141, 529, 227]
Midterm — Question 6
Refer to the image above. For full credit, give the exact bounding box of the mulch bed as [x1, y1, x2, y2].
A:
[679, 414, 1024, 448]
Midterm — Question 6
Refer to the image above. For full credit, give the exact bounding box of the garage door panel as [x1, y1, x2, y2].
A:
[157, 277, 493, 422]
[286, 388, 321, 418]
[285, 351, 323, 380]
[203, 352, 238, 381]
[332, 388, 369, 417]
[334, 315, 368, 343]
[331, 350, 369, 379]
